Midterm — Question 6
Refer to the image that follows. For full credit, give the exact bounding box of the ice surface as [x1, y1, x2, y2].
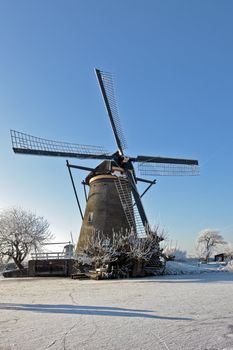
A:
[0, 269, 233, 350]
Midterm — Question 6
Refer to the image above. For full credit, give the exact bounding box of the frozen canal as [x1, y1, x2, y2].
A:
[0, 272, 233, 350]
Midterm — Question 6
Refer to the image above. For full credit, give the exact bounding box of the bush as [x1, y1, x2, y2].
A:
[224, 260, 233, 272]
[163, 246, 187, 262]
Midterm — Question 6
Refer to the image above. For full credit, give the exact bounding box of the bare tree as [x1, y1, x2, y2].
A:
[0, 207, 52, 269]
[196, 229, 226, 263]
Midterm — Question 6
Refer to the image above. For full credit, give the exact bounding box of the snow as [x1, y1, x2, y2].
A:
[223, 260, 233, 272]
[0, 270, 233, 350]
[164, 260, 228, 275]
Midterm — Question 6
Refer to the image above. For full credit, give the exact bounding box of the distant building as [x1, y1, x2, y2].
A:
[214, 253, 225, 262]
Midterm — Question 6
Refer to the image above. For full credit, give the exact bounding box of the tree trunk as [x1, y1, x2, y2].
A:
[13, 257, 24, 270]
[131, 260, 145, 277]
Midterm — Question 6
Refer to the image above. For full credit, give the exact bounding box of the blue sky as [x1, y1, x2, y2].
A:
[0, 0, 232, 254]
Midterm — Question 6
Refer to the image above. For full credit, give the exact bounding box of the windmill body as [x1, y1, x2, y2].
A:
[77, 160, 133, 251]
[10, 68, 199, 253]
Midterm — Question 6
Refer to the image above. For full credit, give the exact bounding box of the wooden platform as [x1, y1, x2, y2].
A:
[71, 273, 90, 280]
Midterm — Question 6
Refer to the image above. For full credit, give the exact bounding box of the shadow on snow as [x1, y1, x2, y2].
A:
[0, 303, 192, 320]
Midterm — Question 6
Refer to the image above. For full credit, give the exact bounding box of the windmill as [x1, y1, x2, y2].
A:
[10, 69, 199, 253]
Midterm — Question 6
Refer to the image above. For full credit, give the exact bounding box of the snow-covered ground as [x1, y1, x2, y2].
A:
[0, 268, 233, 350]
[164, 260, 231, 275]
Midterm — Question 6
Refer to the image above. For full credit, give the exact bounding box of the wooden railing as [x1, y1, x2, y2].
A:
[30, 252, 73, 260]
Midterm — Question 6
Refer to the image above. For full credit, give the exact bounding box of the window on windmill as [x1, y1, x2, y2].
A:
[87, 212, 93, 223]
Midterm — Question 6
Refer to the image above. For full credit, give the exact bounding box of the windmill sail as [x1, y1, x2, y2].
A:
[132, 155, 198, 165]
[124, 167, 149, 227]
[95, 69, 127, 154]
[138, 162, 199, 176]
[132, 154, 199, 176]
[11, 130, 111, 160]
[114, 177, 146, 236]
[114, 177, 136, 229]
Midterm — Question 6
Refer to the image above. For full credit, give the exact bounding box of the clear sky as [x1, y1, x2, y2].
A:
[0, 0, 232, 254]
